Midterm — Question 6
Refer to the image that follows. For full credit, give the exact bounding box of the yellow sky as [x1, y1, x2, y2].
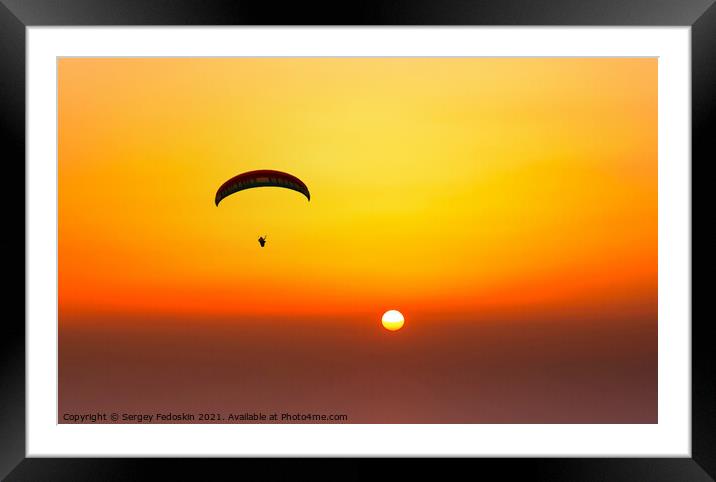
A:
[58, 58, 657, 322]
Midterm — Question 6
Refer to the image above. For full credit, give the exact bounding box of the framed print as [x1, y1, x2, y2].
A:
[2, 0, 712, 480]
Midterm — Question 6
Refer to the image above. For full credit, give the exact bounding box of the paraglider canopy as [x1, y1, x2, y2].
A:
[215, 169, 310, 206]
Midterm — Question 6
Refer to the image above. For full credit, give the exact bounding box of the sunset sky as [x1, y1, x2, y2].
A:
[58, 57, 657, 324]
[59, 58, 657, 423]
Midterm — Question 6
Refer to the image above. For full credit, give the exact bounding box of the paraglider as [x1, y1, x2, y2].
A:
[215, 170, 310, 247]
[215, 169, 310, 206]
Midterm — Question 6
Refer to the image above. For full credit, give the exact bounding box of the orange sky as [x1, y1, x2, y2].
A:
[58, 58, 657, 324]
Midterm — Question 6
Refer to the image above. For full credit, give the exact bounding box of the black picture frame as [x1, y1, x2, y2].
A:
[1, 1, 711, 480]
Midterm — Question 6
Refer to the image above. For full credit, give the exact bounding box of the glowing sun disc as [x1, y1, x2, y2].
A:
[381, 310, 405, 331]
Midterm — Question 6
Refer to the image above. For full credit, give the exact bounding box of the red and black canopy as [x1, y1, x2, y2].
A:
[215, 169, 311, 206]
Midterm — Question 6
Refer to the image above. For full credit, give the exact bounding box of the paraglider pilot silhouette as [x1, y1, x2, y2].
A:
[215, 170, 310, 247]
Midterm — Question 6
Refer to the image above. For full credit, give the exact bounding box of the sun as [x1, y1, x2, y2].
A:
[381, 310, 405, 331]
